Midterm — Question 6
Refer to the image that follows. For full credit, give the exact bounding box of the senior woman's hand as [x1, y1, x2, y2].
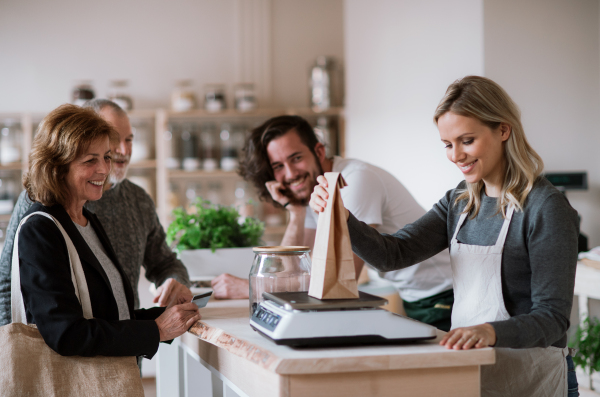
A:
[439, 323, 497, 350]
[155, 302, 200, 341]
[153, 278, 193, 307]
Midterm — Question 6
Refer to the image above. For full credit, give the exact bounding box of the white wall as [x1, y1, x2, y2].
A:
[484, 0, 600, 246]
[344, 0, 600, 246]
[344, 0, 484, 209]
[0, 0, 344, 112]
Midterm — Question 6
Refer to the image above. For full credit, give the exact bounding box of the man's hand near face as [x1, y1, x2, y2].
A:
[211, 273, 250, 299]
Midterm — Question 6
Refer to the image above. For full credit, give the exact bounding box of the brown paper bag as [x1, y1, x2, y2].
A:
[308, 172, 359, 299]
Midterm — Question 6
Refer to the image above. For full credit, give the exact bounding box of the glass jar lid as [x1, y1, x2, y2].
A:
[252, 246, 310, 254]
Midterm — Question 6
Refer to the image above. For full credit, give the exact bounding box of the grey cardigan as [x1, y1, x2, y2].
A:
[347, 178, 579, 349]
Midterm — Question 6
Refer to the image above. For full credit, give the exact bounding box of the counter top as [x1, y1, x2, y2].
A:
[185, 299, 495, 376]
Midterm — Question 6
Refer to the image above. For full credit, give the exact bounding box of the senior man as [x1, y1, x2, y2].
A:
[212, 115, 455, 331]
[0, 99, 192, 325]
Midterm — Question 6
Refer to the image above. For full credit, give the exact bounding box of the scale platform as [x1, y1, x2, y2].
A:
[250, 291, 438, 348]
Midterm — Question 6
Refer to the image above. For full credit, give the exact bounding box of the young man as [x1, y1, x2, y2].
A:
[0, 99, 192, 326]
[213, 115, 454, 330]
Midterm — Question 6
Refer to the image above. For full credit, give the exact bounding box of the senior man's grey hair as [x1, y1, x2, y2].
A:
[83, 98, 127, 116]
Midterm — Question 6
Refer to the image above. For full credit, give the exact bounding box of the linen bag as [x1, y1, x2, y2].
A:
[308, 172, 359, 299]
[0, 212, 144, 397]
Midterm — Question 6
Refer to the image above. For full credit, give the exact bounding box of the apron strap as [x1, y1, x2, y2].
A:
[451, 211, 469, 244]
[494, 205, 515, 248]
[11, 211, 93, 325]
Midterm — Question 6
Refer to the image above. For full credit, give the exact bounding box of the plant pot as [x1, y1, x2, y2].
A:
[179, 247, 256, 280]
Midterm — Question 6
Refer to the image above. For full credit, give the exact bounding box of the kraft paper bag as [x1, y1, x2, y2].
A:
[308, 172, 359, 299]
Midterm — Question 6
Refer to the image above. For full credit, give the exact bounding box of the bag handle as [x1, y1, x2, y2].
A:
[11, 212, 93, 324]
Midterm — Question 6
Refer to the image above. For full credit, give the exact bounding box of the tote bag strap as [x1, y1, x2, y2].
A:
[11, 211, 93, 325]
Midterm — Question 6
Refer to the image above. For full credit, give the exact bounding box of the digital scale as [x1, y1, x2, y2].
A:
[250, 291, 438, 347]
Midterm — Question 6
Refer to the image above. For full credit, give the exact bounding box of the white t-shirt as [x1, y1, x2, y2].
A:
[305, 156, 453, 302]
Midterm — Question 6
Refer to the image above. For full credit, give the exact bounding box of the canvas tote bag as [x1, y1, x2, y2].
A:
[0, 212, 144, 397]
[308, 172, 360, 299]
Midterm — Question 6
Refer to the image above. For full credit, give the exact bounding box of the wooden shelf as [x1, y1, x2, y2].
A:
[0, 163, 24, 171]
[129, 159, 157, 169]
[0, 214, 12, 222]
[165, 107, 344, 120]
[168, 169, 241, 179]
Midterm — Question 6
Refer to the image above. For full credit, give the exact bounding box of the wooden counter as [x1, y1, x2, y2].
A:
[157, 299, 495, 397]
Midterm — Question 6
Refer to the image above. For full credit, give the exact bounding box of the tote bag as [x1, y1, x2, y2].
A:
[0, 212, 144, 397]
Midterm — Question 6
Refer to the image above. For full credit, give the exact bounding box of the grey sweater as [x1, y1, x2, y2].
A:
[0, 179, 190, 325]
[348, 178, 579, 349]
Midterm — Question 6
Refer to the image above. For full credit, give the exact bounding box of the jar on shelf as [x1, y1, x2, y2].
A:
[181, 123, 201, 171]
[219, 123, 238, 172]
[107, 80, 133, 111]
[204, 84, 226, 113]
[234, 83, 257, 112]
[165, 123, 181, 169]
[71, 81, 95, 107]
[249, 246, 312, 316]
[130, 122, 152, 163]
[200, 123, 218, 171]
[0, 119, 22, 165]
[313, 116, 334, 157]
[308, 56, 343, 112]
[171, 80, 197, 112]
[0, 176, 16, 214]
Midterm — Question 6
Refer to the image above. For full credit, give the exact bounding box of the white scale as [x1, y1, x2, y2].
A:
[250, 291, 438, 347]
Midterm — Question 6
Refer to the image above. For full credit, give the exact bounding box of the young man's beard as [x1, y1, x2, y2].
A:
[279, 160, 324, 207]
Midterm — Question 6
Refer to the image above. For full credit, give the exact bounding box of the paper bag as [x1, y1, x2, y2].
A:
[308, 172, 359, 299]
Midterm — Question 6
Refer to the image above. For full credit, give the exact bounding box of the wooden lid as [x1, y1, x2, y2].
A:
[252, 246, 310, 253]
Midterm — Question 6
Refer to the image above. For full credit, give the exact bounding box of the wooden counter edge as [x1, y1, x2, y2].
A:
[187, 321, 496, 375]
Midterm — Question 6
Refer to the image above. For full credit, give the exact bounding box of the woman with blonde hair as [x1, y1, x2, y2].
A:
[310, 76, 579, 396]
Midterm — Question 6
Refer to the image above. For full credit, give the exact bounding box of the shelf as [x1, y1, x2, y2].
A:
[168, 169, 242, 179]
[127, 109, 157, 119]
[164, 107, 345, 120]
[0, 163, 24, 171]
[129, 159, 157, 169]
[0, 214, 12, 222]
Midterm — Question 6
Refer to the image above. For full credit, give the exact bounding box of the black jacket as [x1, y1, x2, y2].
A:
[18, 203, 164, 358]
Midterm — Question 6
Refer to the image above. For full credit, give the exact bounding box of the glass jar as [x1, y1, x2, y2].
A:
[130, 121, 152, 163]
[107, 80, 133, 111]
[308, 56, 343, 112]
[204, 84, 226, 113]
[165, 123, 181, 169]
[181, 123, 201, 171]
[219, 123, 237, 171]
[200, 123, 218, 171]
[234, 83, 257, 112]
[249, 246, 312, 316]
[71, 81, 95, 106]
[0, 119, 22, 165]
[171, 80, 197, 112]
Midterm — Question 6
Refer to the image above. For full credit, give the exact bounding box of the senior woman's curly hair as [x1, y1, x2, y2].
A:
[23, 104, 118, 207]
[238, 115, 321, 206]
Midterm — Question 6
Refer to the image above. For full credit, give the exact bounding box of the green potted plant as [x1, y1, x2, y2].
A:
[569, 316, 600, 391]
[167, 199, 264, 279]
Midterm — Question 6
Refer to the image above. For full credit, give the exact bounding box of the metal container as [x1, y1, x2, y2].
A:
[249, 246, 311, 316]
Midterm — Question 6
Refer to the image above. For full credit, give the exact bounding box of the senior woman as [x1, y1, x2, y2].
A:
[17, 104, 199, 358]
[310, 76, 579, 397]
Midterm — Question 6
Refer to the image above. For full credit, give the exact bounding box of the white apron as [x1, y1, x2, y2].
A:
[450, 206, 568, 397]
